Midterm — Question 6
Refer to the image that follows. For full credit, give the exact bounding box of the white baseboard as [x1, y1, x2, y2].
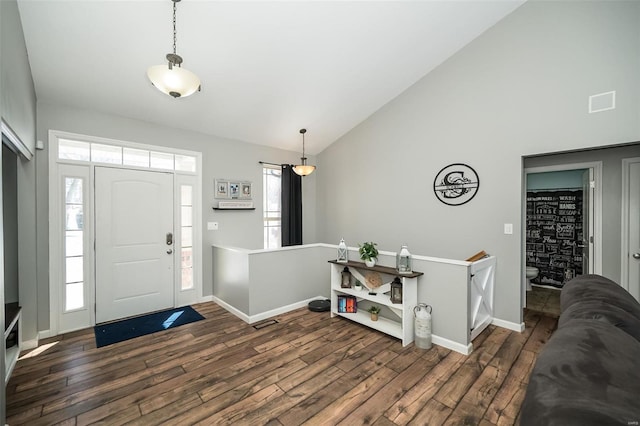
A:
[38, 329, 56, 339]
[21, 338, 39, 350]
[492, 317, 525, 332]
[247, 297, 326, 324]
[211, 296, 251, 323]
[212, 296, 326, 324]
[198, 295, 214, 303]
[210, 296, 475, 355]
[432, 335, 473, 355]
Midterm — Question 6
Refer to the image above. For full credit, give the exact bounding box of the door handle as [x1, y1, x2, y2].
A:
[633, 253, 640, 260]
[166, 232, 173, 245]
[167, 249, 173, 254]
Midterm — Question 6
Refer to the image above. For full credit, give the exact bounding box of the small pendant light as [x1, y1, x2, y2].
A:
[293, 129, 316, 176]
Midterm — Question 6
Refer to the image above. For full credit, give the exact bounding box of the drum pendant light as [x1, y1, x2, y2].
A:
[147, 0, 201, 98]
[293, 129, 316, 176]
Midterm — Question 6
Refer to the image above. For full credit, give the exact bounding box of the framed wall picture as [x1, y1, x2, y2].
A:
[215, 180, 230, 199]
[229, 182, 240, 198]
[240, 182, 252, 199]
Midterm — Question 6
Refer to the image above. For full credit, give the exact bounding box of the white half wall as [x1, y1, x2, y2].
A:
[213, 243, 499, 354]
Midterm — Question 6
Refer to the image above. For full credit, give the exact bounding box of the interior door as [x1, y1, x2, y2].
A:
[581, 169, 594, 275]
[628, 160, 640, 301]
[95, 167, 174, 323]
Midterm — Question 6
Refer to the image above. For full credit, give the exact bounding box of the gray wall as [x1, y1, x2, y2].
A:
[315, 1, 640, 326]
[1, 0, 37, 417]
[1, 0, 38, 349]
[2, 144, 18, 303]
[0, 0, 5, 419]
[1, 0, 36, 153]
[35, 101, 318, 332]
[525, 143, 640, 283]
[248, 245, 332, 316]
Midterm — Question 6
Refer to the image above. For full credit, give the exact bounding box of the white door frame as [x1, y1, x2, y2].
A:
[621, 157, 640, 294]
[523, 162, 603, 303]
[47, 130, 202, 337]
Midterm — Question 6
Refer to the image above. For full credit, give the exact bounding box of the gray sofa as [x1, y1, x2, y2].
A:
[521, 274, 640, 426]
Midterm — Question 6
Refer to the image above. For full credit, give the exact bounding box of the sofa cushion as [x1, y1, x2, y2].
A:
[561, 274, 640, 322]
[559, 299, 640, 343]
[521, 319, 640, 426]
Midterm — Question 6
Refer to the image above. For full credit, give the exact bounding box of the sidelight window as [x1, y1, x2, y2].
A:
[64, 177, 85, 311]
[180, 185, 194, 290]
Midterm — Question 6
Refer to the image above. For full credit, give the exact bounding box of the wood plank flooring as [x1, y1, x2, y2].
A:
[6, 303, 557, 425]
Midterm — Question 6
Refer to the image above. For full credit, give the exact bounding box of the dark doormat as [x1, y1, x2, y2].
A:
[94, 306, 204, 348]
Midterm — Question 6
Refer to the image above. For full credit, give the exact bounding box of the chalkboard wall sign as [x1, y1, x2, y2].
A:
[526, 190, 583, 288]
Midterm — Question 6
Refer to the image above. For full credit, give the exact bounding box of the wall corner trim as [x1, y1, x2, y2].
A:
[1, 118, 33, 160]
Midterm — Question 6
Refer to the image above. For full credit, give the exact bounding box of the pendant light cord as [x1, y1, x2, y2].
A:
[302, 131, 306, 158]
[299, 128, 307, 162]
[172, 1, 177, 55]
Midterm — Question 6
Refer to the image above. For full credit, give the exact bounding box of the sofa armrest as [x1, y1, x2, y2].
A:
[521, 319, 640, 426]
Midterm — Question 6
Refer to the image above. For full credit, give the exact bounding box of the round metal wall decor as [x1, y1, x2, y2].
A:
[433, 163, 480, 206]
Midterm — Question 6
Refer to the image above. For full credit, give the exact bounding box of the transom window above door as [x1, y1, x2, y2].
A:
[58, 138, 197, 173]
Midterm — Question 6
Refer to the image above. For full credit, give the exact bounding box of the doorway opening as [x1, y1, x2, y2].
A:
[523, 161, 602, 314]
[621, 157, 640, 301]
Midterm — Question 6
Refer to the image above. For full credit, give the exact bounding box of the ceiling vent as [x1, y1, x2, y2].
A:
[588, 91, 616, 114]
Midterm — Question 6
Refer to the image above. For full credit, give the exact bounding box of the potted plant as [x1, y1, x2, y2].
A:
[359, 242, 379, 267]
[353, 280, 363, 291]
[367, 305, 381, 321]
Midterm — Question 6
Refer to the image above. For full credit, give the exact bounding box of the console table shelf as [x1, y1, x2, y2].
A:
[328, 260, 423, 346]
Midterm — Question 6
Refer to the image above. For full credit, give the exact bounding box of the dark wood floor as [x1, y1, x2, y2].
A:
[6, 303, 557, 425]
[525, 286, 561, 318]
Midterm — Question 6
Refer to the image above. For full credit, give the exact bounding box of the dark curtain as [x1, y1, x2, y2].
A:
[281, 164, 303, 246]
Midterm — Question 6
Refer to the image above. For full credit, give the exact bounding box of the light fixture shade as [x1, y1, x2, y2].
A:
[293, 164, 316, 176]
[147, 64, 201, 98]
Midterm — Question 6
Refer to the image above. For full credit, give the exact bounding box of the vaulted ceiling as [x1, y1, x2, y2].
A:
[17, 0, 525, 154]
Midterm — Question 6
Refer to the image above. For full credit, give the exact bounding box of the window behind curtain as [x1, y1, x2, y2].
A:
[263, 166, 282, 249]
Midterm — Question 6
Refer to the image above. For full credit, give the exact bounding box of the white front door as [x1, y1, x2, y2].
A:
[625, 159, 640, 301]
[95, 167, 174, 323]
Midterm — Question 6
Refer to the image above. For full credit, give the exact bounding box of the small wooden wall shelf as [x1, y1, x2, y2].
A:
[212, 207, 256, 211]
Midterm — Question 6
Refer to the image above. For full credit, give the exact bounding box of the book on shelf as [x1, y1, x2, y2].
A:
[337, 295, 357, 313]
